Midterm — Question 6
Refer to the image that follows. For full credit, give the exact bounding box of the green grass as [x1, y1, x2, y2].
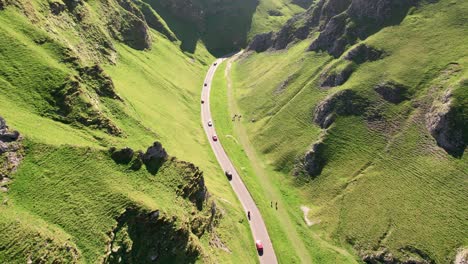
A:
[210, 59, 359, 263]
[0, 1, 257, 262]
[225, 0, 468, 263]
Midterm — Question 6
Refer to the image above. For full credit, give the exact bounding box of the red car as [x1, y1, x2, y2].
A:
[256, 240, 263, 254]
[212, 135, 218, 141]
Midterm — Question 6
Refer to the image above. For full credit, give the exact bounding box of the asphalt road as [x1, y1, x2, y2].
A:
[201, 57, 278, 264]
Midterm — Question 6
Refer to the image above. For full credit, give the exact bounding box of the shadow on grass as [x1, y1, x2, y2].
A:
[142, 0, 258, 56]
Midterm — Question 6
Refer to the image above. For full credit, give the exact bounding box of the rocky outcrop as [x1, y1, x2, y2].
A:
[374, 81, 409, 104]
[52, 76, 122, 136]
[177, 161, 208, 210]
[313, 89, 369, 128]
[344, 44, 385, 64]
[426, 89, 466, 157]
[320, 63, 354, 88]
[248, 0, 417, 57]
[361, 246, 435, 264]
[143, 142, 168, 174]
[309, 0, 417, 57]
[78, 65, 121, 100]
[296, 139, 326, 177]
[0, 0, 4, 10]
[110, 147, 134, 164]
[104, 208, 201, 264]
[0, 117, 23, 192]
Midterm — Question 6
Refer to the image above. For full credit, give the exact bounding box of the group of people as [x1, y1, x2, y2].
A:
[247, 201, 278, 221]
[232, 114, 242, 121]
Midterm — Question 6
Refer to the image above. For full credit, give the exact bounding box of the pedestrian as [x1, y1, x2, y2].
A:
[270, 201, 273, 207]
[275, 202, 278, 210]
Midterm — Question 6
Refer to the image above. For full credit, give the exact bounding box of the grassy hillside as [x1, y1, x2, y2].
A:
[0, 0, 257, 262]
[223, 0, 468, 263]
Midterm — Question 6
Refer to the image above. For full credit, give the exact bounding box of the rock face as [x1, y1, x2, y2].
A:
[104, 208, 201, 264]
[426, 89, 466, 157]
[177, 161, 208, 210]
[0, 116, 23, 192]
[313, 89, 369, 128]
[374, 81, 409, 104]
[248, 0, 417, 57]
[301, 140, 326, 177]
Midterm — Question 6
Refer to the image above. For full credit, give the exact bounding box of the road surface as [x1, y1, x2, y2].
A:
[201, 56, 278, 264]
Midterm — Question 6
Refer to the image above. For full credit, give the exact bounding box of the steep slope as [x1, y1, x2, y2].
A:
[141, 0, 310, 55]
[0, 0, 256, 262]
[226, 0, 467, 263]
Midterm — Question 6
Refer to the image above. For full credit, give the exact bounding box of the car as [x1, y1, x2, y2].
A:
[204, 83, 207, 87]
[213, 62, 217, 66]
[212, 135, 218, 141]
[255, 240, 263, 255]
[201, 99, 204, 104]
[225, 170, 232, 180]
[207, 120, 213, 127]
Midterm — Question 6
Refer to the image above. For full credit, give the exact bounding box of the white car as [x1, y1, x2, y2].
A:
[208, 120, 213, 127]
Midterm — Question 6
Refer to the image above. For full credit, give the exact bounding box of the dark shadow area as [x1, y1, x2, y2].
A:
[142, 0, 259, 56]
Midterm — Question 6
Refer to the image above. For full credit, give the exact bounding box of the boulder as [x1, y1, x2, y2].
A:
[313, 89, 369, 128]
[374, 81, 409, 104]
[110, 147, 134, 164]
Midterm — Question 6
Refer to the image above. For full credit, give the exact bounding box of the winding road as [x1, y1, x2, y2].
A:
[201, 56, 278, 264]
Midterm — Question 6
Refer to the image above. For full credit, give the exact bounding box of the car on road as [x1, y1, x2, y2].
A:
[225, 170, 232, 180]
[204, 83, 207, 87]
[213, 62, 217, 66]
[212, 135, 218, 141]
[201, 99, 204, 104]
[208, 120, 213, 127]
[255, 240, 263, 255]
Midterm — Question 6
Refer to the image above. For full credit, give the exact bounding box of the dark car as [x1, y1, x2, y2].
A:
[204, 83, 207, 87]
[212, 135, 218, 141]
[214, 62, 217, 66]
[201, 99, 204, 104]
[225, 170, 232, 180]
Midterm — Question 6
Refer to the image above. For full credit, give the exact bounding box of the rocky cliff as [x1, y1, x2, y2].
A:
[247, 0, 418, 56]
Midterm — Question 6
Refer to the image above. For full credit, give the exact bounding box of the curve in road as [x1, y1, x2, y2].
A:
[201, 56, 278, 264]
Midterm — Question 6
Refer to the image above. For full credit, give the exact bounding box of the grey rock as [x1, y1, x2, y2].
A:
[426, 90, 466, 157]
[302, 140, 326, 177]
[49, 1, 66, 15]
